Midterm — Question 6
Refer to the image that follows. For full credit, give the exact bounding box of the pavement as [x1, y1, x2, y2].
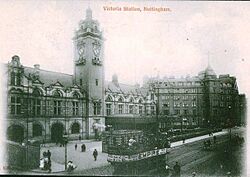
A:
[30, 130, 228, 174]
[31, 139, 108, 174]
[171, 130, 228, 148]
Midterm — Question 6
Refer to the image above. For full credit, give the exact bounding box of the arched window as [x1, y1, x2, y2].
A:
[71, 122, 80, 134]
[53, 90, 62, 115]
[106, 95, 113, 102]
[118, 97, 123, 103]
[32, 88, 41, 115]
[53, 90, 61, 97]
[72, 92, 79, 116]
[118, 97, 124, 114]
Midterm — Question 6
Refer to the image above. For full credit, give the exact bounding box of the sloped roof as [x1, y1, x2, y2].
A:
[24, 66, 73, 88]
[204, 65, 216, 76]
[161, 76, 201, 83]
[105, 81, 148, 97]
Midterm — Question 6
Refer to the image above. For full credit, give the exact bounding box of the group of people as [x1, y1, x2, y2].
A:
[165, 162, 181, 177]
[75, 143, 87, 152]
[39, 150, 52, 172]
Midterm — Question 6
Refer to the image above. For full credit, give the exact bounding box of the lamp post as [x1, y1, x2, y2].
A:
[63, 133, 68, 170]
[228, 106, 232, 141]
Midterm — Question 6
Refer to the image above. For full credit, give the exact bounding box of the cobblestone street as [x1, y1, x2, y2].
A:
[39, 140, 109, 173]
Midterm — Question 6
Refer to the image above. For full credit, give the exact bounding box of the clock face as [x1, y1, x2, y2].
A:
[93, 42, 101, 57]
[78, 44, 85, 56]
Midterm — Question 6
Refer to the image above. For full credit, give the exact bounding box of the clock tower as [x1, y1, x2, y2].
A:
[73, 8, 105, 139]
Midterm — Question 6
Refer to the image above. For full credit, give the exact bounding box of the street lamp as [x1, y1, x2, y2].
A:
[228, 106, 232, 141]
[63, 133, 68, 170]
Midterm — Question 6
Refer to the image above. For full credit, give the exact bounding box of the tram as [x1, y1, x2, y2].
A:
[102, 114, 171, 175]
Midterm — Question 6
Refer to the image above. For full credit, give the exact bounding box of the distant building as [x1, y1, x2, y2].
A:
[238, 94, 247, 126]
[3, 8, 246, 143]
[143, 65, 246, 131]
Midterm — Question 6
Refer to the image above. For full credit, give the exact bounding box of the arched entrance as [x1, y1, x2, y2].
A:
[71, 122, 80, 134]
[33, 123, 43, 137]
[7, 125, 24, 143]
[51, 123, 64, 143]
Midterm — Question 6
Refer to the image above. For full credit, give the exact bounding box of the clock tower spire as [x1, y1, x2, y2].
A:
[73, 8, 104, 139]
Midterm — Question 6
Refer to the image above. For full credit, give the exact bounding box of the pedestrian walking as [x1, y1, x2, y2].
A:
[48, 159, 51, 173]
[93, 149, 98, 161]
[81, 144, 86, 152]
[173, 161, 181, 177]
[75, 144, 77, 150]
[182, 137, 185, 143]
[47, 150, 51, 161]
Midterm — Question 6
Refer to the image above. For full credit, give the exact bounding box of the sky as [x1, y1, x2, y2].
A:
[0, 1, 250, 96]
[0, 0, 250, 174]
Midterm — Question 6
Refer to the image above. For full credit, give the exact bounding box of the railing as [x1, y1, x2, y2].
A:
[107, 147, 169, 162]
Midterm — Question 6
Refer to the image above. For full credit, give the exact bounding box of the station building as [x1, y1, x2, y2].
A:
[3, 8, 246, 143]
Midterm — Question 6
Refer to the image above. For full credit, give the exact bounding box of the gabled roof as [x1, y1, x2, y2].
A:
[105, 81, 148, 97]
[24, 66, 73, 88]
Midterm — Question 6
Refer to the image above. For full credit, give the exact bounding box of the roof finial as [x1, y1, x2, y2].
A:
[86, 7, 92, 19]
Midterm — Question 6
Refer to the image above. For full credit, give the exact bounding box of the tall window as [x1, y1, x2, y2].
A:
[10, 96, 21, 114]
[33, 99, 41, 115]
[53, 90, 62, 115]
[72, 101, 79, 116]
[72, 92, 79, 116]
[118, 104, 123, 114]
[139, 106, 143, 115]
[10, 72, 21, 86]
[106, 104, 111, 116]
[129, 105, 134, 114]
[94, 102, 101, 115]
[32, 89, 41, 116]
[54, 101, 62, 115]
[151, 105, 155, 115]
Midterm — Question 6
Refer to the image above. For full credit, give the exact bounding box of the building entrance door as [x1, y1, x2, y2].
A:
[7, 125, 24, 143]
[51, 123, 64, 143]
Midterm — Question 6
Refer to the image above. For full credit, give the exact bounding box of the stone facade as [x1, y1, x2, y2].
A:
[3, 8, 246, 143]
[142, 65, 246, 131]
